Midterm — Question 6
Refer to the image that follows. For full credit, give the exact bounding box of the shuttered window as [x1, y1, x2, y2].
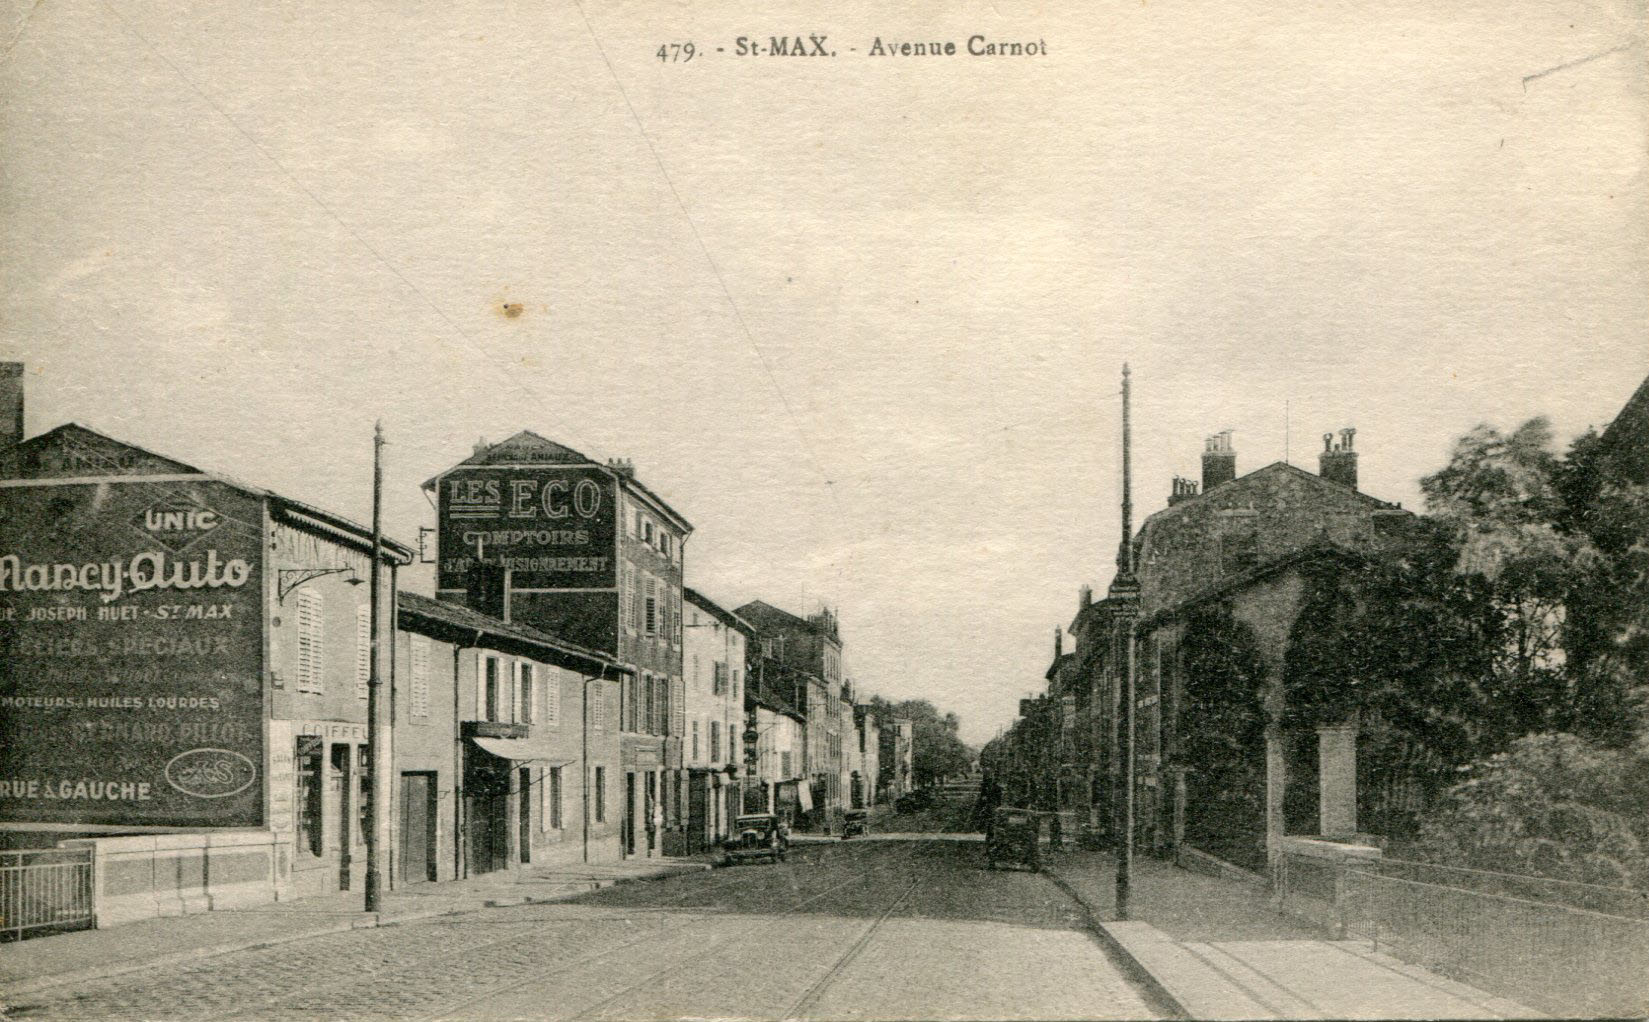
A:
[409, 635, 431, 718]
[518, 662, 534, 724]
[643, 577, 657, 636]
[295, 589, 324, 693]
[540, 665, 560, 726]
[591, 679, 606, 730]
[355, 603, 371, 699]
[671, 677, 685, 737]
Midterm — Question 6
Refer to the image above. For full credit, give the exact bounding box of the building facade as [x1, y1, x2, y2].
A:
[427, 433, 691, 860]
[0, 415, 414, 921]
[682, 588, 749, 852]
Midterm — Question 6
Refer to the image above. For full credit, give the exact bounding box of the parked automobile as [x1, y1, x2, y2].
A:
[985, 807, 1041, 872]
[840, 809, 869, 839]
[720, 813, 789, 865]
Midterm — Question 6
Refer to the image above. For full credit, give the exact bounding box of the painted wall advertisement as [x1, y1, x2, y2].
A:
[437, 466, 618, 591]
[0, 480, 265, 828]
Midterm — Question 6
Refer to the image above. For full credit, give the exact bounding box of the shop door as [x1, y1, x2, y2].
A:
[623, 773, 637, 858]
[466, 758, 510, 875]
[644, 772, 657, 854]
[330, 744, 352, 891]
[518, 767, 532, 864]
[688, 776, 708, 854]
[400, 773, 435, 884]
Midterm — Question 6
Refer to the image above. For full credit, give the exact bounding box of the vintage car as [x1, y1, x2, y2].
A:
[720, 813, 789, 865]
[985, 807, 1041, 872]
[840, 809, 870, 839]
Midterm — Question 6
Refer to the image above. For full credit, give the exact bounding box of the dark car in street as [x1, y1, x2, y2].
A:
[719, 813, 790, 865]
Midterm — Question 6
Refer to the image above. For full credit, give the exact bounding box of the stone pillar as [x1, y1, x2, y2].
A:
[1317, 723, 1359, 839]
[1265, 728, 1287, 866]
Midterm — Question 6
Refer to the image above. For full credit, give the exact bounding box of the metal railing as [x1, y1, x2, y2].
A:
[1344, 867, 1648, 1018]
[1, 847, 95, 941]
[1275, 847, 1649, 1017]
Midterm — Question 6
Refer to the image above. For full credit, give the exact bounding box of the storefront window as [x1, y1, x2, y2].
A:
[357, 745, 371, 845]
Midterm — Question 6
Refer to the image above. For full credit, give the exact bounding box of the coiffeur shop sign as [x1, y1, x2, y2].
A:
[0, 480, 266, 829]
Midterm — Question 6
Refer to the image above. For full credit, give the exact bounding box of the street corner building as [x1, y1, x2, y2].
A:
[992, 425, 1421, 874]
[426, 430, 691, 860]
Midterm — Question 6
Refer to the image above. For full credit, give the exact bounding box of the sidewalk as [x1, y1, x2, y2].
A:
[1044, 851, 1540, 1020]
[1, 856, 709, 999]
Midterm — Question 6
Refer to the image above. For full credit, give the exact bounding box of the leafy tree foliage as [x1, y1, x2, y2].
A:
[864, 695, 975, 788]
[1178, 606, 1270, 868]
[1411, 733, 1649, 889]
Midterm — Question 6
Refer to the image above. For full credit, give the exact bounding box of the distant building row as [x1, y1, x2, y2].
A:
[0, 365, 912, 926]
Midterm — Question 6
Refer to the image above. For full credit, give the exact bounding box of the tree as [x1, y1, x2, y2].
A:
[865, 695, 974, 788]
[1420, 417, 1604, 738]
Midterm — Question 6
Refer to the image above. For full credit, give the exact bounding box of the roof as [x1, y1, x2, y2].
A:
[421, 430, 692, 534]
[1599, 374, 1649, 483]
[398, 592, 631, 675]
[1137, 543, 1370, 632]
[1141, 461, 1400, 531]
[684, 586, 756, 636]
[1044, 651, 1076, 681]
[8, 423, 415, 563]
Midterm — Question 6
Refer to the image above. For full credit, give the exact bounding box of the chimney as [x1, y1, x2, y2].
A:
[1054, 627, 1063, 659]
[1201, 430, 1236, 491]
[607, 457, 635, 479]
[473, 436, 490, 457]
[1167, 475, 1200, 506]
[1078, 584, 1092, 610]
[1319, 427, 1358, 490]
[0, 363, 22, 453]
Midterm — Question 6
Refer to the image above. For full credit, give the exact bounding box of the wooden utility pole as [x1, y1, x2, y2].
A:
[1111, 364, 1141, 920]
[365, 422, 385, 913]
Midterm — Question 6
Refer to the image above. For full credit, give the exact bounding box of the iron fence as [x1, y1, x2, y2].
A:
[1, 847, 95, 941]
[1344, 867, 1648, 1018]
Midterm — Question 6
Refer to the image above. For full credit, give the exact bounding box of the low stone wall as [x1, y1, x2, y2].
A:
[57, 831, 283, 928]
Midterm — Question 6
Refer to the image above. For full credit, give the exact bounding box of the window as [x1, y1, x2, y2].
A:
[632, 508, 642, 537]
[594, 766, 607, 822]
[630, 568, 643, 632]
[713, 662, 727, 696]
[622, 566, 636, 633]
[484, 656, 500, 722]
[541, 666, 559, 726]
[355, 603, 371, 699]
[644, 675, 656, 735]
[671, 677, 684, 737]
[410, 635, 431, 718]
[295, 589, 324, 693]
[519, 663, 534, 724]
[710, 721, 722, 763]
[731, 668, 740, 701]
[591, 679, 606, 730]
[644, 577, 657, 636]
[692, 719, 700, 760]
[295, 737, 323, 856]
[643, 519, 654, 545]
[544, 766, 563, 831]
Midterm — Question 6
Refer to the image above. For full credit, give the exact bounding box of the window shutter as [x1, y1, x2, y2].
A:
[475, 651, 486, 720]
[296, 589, 324, 693]
[544, 667, 560, 725]
[355, 603, 371, 700]
[591, 680, 606, 730]
[410, 635, 431, 717]
[539, 767, 549, 832]
[672, 677, 685, 737]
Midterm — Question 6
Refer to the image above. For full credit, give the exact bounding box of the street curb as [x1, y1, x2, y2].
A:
[2, 865, 711, 1001]
[1042, 863, 1192, 1021]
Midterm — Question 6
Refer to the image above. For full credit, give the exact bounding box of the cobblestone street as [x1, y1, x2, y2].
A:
[2, 840, 1161, 1021]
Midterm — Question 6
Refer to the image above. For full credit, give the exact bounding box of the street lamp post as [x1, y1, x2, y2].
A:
[1110, 365, 1140, 921]
[365, 423, 385, 913]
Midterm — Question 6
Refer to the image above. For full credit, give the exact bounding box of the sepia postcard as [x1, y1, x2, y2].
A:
[1, 1, 1645, 1019]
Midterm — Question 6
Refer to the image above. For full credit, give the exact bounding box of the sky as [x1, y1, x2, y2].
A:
[3, 0, 1644, 746]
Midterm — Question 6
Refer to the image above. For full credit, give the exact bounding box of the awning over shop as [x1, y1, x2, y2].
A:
[469, 736, 571, 765]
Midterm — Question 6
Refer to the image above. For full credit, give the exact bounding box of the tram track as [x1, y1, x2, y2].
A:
[415, 839, 935, 1022]
[781, 871, 923, 1021]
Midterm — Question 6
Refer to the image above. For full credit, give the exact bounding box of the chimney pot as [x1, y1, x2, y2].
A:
[1319, 427, 1360, 490]
[474, 436, 489, 457]
[1201, 432, 1237, 491]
